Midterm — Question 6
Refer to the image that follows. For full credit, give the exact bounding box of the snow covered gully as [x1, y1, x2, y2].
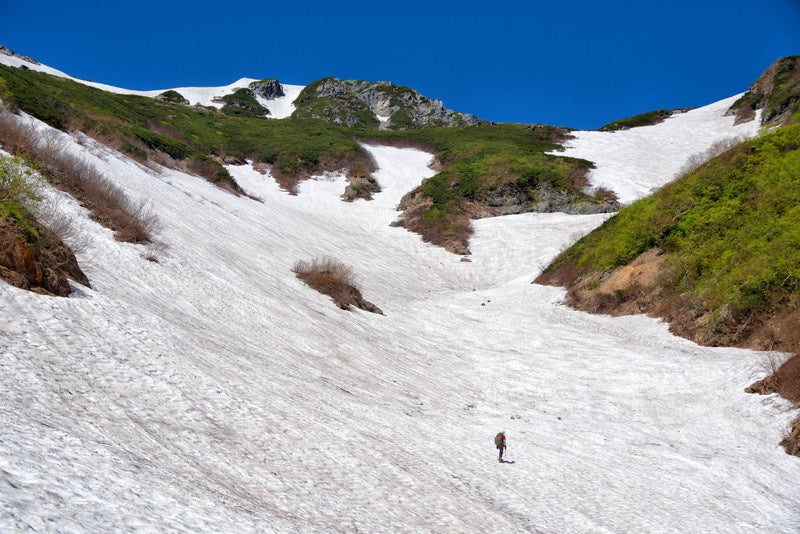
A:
[1, 97, 798, 532]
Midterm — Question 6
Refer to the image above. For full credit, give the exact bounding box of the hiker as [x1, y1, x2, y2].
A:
[495, 431, 507, 462]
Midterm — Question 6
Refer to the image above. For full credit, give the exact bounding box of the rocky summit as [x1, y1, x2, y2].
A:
[292, 77, 482, 129]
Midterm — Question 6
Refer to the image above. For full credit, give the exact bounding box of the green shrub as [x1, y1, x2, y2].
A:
[599, 109, 681, 131]
[544, 123, 800, 321]
[156, 90, 189, 105]
[0, 153, 42, 207]
[219, 88, 269, 118]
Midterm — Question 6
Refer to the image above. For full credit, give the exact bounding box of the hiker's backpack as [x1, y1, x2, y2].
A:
[494, 433, 504, 447]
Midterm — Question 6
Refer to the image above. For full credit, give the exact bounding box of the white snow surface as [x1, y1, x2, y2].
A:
[1, 88, 799, 531]
[555, 95, 762, 204]
[0, 52, 304, 117]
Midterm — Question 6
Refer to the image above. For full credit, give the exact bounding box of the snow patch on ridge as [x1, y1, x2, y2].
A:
[555, 94, 761, 204]
[0, 52, 304, 117]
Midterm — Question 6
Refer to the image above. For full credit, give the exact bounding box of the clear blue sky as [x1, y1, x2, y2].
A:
[1, 0, 798, 129]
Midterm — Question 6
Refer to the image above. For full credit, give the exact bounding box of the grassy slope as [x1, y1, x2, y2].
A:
[0, 64, 601, 253]
[599, 109, 683, 131]
[361, 125, 603, 253]
[539, 123, 800, 351]
[0, 65, 371, 192]
[729, 56, 800, 126]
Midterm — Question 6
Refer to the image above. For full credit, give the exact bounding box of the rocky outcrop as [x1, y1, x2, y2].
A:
[474, 182, 619, 217]
[780, 415, 800, 457]
[292, 77, 482, 129]
[0, 45, 40, 65]
[0, 211, 88, 296]
[249, 78, 284, 100]
[394, 182, 618, 256]
[728, 56, 800, 126]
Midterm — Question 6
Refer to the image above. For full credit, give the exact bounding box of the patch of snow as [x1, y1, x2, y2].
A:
[0, 53, 303, 113]
[254, 84, 305, 119]
[0, 104, 798, 532]
[554, 95, 762, 204]
[148, 78, 260, 108]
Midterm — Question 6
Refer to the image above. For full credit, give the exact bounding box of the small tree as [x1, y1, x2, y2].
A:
[0, 154, 43, 208]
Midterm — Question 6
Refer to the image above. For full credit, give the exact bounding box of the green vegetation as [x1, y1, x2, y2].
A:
[599, 109, 681, 131]
[543, 123, 800, 325]
[359, 124, 602, 251]
[0, 154, 41, 207]
[293, 78, 380, 128]
[730, 56, 800, 125]
[0, 64, 602, 252]
[218, 88, 269, 118]
[0, 64, 369, 191]
[156, 90, 189, 105]
[0, 154, 41, 239]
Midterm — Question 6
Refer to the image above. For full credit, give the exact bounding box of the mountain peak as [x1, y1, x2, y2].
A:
[292, 77, 482, 129]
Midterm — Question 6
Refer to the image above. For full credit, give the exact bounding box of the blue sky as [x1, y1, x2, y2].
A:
[1, 0, 798, 129]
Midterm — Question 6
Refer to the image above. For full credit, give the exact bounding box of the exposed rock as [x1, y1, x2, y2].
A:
[0, 45, 40, 65]
[342, 175, 381, 202]
[249, 78, 284, 100]
[0, 212, 88, 296]
[745, 376, 779, 396]
[293, 77, 482, 129]
[728, 56, 800, 126]
[780, 415, 800, 457]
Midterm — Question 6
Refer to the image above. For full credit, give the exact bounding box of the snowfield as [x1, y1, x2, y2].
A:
[0, 52, 305, 119]
[1, 86, 799, 531]
[554, 95, 761, 204]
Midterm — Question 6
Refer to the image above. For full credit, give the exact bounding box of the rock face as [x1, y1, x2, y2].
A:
[292, 77, 482, 129]
[478, 182, 620, 217]
[728, 56, 800, 126]
[249, 78, 284, 100]
[0, 212, 88, 296]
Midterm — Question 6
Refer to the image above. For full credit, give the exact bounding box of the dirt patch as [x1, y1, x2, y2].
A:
[554, 249, 667, 316]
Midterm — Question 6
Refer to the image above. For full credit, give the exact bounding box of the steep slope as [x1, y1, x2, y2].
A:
[537, 57, 800, 454]
[0, 53, 609, 253]
[729, 55, 800, 126]
[538, 124, 800, 354]
[1, 107, 798, 532]
[0, 154, 88, 295]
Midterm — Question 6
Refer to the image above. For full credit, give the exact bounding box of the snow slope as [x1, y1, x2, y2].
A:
[555, 95, 761, 204]
[0, 51, 304, 118]
[1, 93, 799, 531]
